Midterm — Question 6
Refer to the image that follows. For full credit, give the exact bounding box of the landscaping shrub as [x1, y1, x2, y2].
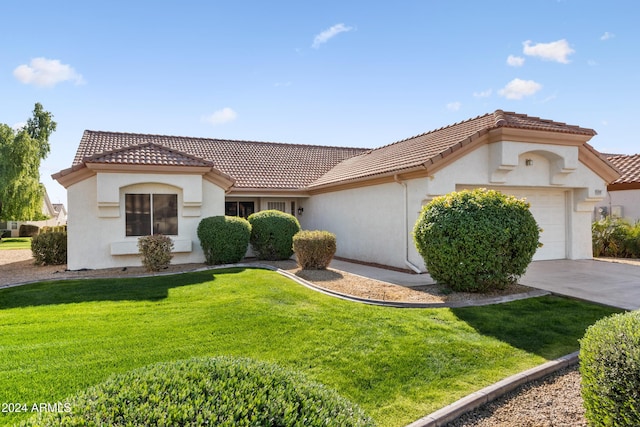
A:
[293, 230, 337, 269]
[31, 231, 67, 265]
[18, 224, 39, 237]
[580, 311, 640, 426]
[413, 188, 540, 292]
[138, 234, 174, 272]
[197, 215, 251, 265]
[1, 229, 10, 238]
[248, 209, 301, 260]
[592, 217, 634, 258]
[21, 356, 374, 427]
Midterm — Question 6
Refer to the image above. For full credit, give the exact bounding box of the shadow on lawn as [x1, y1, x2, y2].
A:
[0, 268, 245, 309]
[451, 295, 621, 359]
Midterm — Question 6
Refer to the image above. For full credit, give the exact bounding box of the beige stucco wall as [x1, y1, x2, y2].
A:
[598, 189, 640, 223]
[66, 173, 225, 270]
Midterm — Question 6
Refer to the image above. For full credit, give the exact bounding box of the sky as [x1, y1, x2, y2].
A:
[1, 0, 638, 206]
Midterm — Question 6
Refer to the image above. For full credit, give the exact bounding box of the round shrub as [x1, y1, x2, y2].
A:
[412, 188, 540, 292]
[21, 357, 374, 427]
[31, 231, 67, 265]
[197, 216, 251, 265]
[293, 230, 337, 270]
[580, 311, 640, 427]
[137, 234, 174, 272]
[248, 209, 301, 260]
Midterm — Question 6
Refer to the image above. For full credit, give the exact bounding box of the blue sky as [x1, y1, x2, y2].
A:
[1, 0, 637, 205]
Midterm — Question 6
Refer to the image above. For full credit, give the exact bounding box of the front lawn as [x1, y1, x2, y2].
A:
[0, 268, 619, 426]
[0, 237, 31, 250]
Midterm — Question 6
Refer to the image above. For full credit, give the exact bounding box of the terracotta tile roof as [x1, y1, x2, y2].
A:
[73, 131, 368, 189]
[607, 154, 640, 185]
[309, 110, 597, 188]
[85, 143, 214, 167]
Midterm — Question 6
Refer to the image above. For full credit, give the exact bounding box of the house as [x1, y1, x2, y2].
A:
[53, 110, 619, 271]
[596, 154, 640, 222]
[0, 188, 67, 237]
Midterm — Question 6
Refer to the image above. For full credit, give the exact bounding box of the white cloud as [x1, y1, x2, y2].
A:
[473, 89, 492, 98]
[588, 59, 598, 66]
[522, 39, 574, 64]
[446, 102, 461, 112]
[498, 78, 542, 100]
[312, 23, 353, 49]
[13, 57, 85, 87]
[600, 32, 615, 41]
[203, 107, 238, 125]
[507, 55, 525, 67]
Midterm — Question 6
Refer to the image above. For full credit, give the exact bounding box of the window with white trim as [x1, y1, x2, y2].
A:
[267, 201, 287, 212]
[125, 193, 178, 236]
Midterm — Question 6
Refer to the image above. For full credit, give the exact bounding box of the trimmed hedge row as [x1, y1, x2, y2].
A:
[580, 311, 640, 426]
[197, 216, 251, 265]
[413, 188, 540, 292]
[21, 357, 374, 427]
[248, 210, 300, 261]
[19, 224, 39, 237]
[293, 230, 336, 270]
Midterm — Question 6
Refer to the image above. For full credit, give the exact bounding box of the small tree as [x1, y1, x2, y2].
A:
[248, 210, 301, 260]
[413, 188, 540, 292]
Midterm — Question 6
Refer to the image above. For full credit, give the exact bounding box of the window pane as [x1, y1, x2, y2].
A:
[267, 201, 286, 212]
[225, 202, 238, 216]
[126, 194, 151, 236]
[239, 202, 254, 218]
[153, 194, 178, 235]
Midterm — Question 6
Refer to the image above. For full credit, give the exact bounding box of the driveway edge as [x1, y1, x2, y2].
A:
[404, 351, 579, 427]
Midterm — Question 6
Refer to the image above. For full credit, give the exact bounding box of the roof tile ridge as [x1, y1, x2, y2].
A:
[83, 129, 368, 151]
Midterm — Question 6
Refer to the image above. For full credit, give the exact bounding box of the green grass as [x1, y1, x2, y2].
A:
[0, 237, 31, 250]
[0, 268, 620, 426]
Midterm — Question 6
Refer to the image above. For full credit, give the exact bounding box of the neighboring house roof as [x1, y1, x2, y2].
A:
[309, 110, 601, 189]
[607, 154, 640, 190]
[69, 131, 367, 190]
[52, 203, 66, 215]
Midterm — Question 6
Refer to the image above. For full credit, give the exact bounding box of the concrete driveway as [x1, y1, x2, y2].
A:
[521, 259, 640, 310]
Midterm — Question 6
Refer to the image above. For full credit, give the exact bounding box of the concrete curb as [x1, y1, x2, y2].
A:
[404, 351, 580, 427]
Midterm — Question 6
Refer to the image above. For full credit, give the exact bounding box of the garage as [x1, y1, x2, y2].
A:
[459, 186, 568, 261]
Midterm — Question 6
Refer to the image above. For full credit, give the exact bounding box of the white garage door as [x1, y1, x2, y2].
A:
[458, 187, 567, 260]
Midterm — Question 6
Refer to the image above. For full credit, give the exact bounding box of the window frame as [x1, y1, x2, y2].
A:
[125, 193, 178, 237]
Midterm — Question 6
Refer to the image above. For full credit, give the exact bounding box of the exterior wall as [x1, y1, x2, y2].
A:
[597, 189, 640, 223]
[66, 173, 225, 270]
[304, 179, 428, 270]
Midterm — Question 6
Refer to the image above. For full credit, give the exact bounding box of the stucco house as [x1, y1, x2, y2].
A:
[53, 110, 619, 271]
[597, 154, 640, 222]
[0, 189, 67, 237]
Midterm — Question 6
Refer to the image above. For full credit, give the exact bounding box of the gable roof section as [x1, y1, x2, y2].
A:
[67, 131, 367, 190]
[607, 154, 640, 190]
[309, 110, 611, 190]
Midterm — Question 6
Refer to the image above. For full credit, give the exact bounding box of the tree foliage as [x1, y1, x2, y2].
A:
[0, 103, 56, 220]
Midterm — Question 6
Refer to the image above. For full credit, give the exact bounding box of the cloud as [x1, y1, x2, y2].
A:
[312, 23, 353, 49]
[473, 89, 492, 98]
[203, 107, 238, 125]
[446, 102, 461, 112]
[498, 78, 542, 100]
[13, 57, 85, 87]
[506, 55, 525, 67]
[600, 32, 615, 41]
[522, 39, 574, 64]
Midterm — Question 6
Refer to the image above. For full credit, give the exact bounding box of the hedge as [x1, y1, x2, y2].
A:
[413, 188, 540, 292]
[197, 216, 251, 265]
[580, 311, 640, 426]
[248, 210, 301, 260]
[31, 231, 67, 265]
[21, 357, 374, 427]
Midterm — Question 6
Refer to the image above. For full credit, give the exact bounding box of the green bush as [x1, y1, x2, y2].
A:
[580, 311, 640, 426]
[197, 216, 251, 265]
[248, 210, 301, 260]
[413, 188, 540, 292]
[293, 230, 337, 269]
[19, 224, 39, 237]
[138, 234, 174, 272]
[0, 229, 10, 238]
[31, 231, 67, 265]
[21, 357, 374, 427]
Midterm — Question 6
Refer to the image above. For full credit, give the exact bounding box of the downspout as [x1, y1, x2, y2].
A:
[394, 175, 424, 273]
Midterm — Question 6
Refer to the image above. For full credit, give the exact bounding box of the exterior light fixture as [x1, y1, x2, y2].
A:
[297, 207, 304, 215]
[525, 159, 533, 166]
